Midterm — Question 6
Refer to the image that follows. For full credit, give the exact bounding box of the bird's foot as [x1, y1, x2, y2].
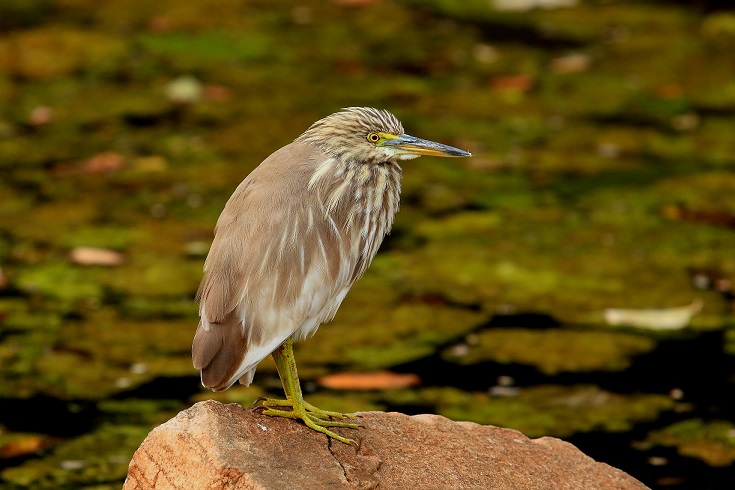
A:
[253, 397, 358, 444]
[255, 397, 356, 420]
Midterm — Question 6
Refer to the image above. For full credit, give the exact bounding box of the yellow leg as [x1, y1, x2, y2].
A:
[257, 338, 358, 444]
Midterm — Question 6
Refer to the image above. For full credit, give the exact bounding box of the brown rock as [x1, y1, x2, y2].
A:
[124, 400, 647, 490]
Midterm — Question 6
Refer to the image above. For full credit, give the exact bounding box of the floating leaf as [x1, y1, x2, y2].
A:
[604, 299, 703, 330]
[69, 247, 125, 267]
[317, 371, 420, 391]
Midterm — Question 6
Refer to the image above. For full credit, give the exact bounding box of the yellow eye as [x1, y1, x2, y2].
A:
[367, 132, 380, 143]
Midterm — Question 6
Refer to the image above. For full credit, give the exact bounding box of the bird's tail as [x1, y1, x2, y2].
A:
[192, 311, 251, 391]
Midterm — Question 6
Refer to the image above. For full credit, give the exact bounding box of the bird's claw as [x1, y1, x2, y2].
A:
[254, 397, 358, 444]
[251, 396, 269, 407]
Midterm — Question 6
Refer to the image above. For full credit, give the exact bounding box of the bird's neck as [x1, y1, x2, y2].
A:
[307, 155, 402, 232]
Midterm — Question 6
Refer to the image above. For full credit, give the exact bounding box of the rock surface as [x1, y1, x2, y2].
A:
[123, 400, 648, 490]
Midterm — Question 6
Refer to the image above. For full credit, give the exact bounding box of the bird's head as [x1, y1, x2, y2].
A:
[296, 107, 471, 165]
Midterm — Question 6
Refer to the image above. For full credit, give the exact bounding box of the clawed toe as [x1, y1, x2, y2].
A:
[251, 396, 269, 407]
[255, 397, 358, 444]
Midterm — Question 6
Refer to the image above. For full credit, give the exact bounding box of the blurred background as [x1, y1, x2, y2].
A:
[1, 0, 735, 488]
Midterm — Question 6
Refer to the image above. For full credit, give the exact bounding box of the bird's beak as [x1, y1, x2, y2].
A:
[384, 134, 472, 158]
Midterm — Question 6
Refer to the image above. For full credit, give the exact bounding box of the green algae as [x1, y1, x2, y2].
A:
[15, 263, 104, 304]
[136, 31, 272, 67]
[645, 419, 735, 467]
[398, 207, 729, 327]
[0, 28, 127, 80]
[104, 256, 201, 298]
[443, 328, 655, 374]
[0, 425, 149, 489]
[726, 329, 735, 357]
[383, 385, 675, 439]
[62, 226, 139, 251]
[0, 299, 63, 333]
[0, 307, 195, 399]
[42, 315, 195, 397]
[295, 268, 488, 375]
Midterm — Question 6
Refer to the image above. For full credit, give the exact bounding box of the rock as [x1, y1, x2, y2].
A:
[123, 400, 647, 490]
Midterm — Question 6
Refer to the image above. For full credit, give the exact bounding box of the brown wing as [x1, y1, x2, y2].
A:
[192, 142, 347, 391]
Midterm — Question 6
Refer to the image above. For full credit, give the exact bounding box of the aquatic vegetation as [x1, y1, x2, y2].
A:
[1, 425, 149, 489]
[382, 385, 674, 438]
[645, 419, 735, 467]
[443, 328, 656, 374]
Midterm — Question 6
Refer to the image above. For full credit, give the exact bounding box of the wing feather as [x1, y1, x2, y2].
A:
[193, 142, 350, 389]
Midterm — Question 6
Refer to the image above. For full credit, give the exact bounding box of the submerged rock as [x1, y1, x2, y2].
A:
[123, 400, 647, 490]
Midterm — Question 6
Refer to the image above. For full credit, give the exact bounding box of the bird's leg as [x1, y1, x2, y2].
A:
[257, 338, 358, 444]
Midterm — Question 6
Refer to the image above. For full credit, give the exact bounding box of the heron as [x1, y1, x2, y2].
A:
[193, 107, 471, 444]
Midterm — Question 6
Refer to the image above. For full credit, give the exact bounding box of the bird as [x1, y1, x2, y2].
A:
[192, 107, 471, 444]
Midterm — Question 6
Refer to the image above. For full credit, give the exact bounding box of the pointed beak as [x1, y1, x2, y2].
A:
[384, 134, 472, 158]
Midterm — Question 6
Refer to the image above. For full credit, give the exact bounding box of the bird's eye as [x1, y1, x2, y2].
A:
[367, 132, 380, 143]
